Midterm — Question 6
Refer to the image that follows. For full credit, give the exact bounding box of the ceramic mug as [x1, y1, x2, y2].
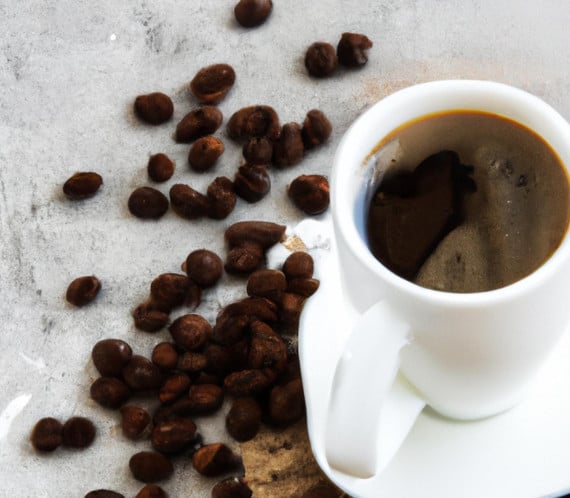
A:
[325, 80, 570, 478]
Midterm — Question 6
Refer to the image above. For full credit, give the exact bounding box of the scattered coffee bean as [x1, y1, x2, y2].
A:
[188, 136, 225, 172]
[151, 342, 179, 371]
[225, 221, 286, 250]
[151, 418, 197, 454]
[224, 368, 275, 397]
[247, 320, 287, 371]
[177, 351, 209, 373]
[169, 313, 212, 351]
[246, 269, 286, 302]
[63, 172, 103, 200]
[62, 416, 96, 449]
[225, 244, 264, 275]
[279, 292, 306, 330]
[286, 277, 320, 297]
[129, 451, 174, 483]
[234, 163, 271, 202]
[288, 174, 330, 214]
[282, 252, 314, 279]
[242, 137, 273, 164]
[192, 443, 241, 477]
[268, 378, 305, 426]
[134, 92, 174, 125]
[150, 273, 192, 311]
[30, 417, 63, 452]
[159, 373, 191, 404]
[212, 477, 253, 498]
[206, 176, 237, 219]
[135, 484, 168, 498]
[190, 64, 236, 104]
[234, 0, 273, 28]
[337, 32, 373, 67]
[84, 490, 125, 498]
[186, 384, 224, 414]
[305, 42, 338, 78]
[185, 249, 223, 288]
[225, 397, 262, 442]
[273, 122, 305, 167]
[302, 483, 340, 498]
[204, 342, 248, 378]
[169, 183, 211, 220]
[90, 377, 130, 409]
[302, 110, 332, 149]
[128, 187, 169, 219]
[175, 107, 223, 143]
[120, 405, 152, 440]
[227, 105, 280, 142]
[147, 153, 175, 183]
[122, 355, 163, 392]
[133, 303, 170, 333]
[66, 275, 101, 307]
[91, 339, 133, 377]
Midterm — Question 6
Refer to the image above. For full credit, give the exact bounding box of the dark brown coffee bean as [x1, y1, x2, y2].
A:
[282, 252, 314, 279]
[246, 269, 286, 302]
[169, 183, 211, 220]
[248, 320, 287, 372]
[225, 397, 262, 442]
[286, 277, 320, 297]
[224, 369, 275, 397]
[30, 417, 63, 452]
[227, 105, 280, 142]
[190, 64, 236, 104]
[242, 137, 273, 165]
[90, 377, 130, 409]
[288, 174, 330, 214]
[120, 405, 152, 440]
[84, 490, 125, 498]
[159, 373, 191, 404]
[135, 484, 168, 498]
[169, 314, 212, 351]
[151, 342, 179, 371]
[302, 483, 340, 498]
[269, 378, 305, 426]
[134, 92, 174, 125]
[302, 110, 332, 149]
[66, 275, 101, 307]
[150, 273, 192, 311]
[151, 418, 197, 453]
[91, 339, 133, 377]
[273, 123, 304, 167]
[129, 451, 174, 483]
[177, 352, 208, 372]
[192, 443, 241, 477]
[212, 477, 252, 498]
[234, 0, 273, 28]
[194, 371, 221, 385]
[337, 32, 373, 67]
[147, 153, 175, 182]
[225, 221, 286, 249]
[225, 244, 264, 275]
[133, 303, 170, 333]
[188, 136, 225, 172]
[128, 187, 169, 219]
[305, 42, 337, 78]
[204, 341, 248, 377]
[63, 172, 103, 200]
[279, 292, 306, 329]
[234, 163, 271, 203]
[185, 249, 223, 288]
[62, 416, 96, 448]
[206, 176, 236, 220]
[175, 107, 223, 143]
[122, 355, 163, 392]
[187, 384, 224, 414]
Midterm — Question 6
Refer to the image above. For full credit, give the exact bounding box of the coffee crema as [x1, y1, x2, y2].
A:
[366, 110, 570, 293]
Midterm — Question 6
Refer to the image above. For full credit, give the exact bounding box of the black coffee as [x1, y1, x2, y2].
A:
[366, 110, 570, 293]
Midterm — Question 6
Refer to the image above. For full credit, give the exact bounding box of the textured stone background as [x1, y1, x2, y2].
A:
[1, 1, 570, 497]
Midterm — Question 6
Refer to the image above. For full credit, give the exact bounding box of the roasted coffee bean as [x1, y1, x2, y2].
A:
[129, 451, 174, 483]
[190, 64, 236, 104]
[177, 352, 208, 373]
[234, 163, 271, 203]
[283, 251, 314, 279]
[66, 275, 101, 307]
[132, 303, 170, 333]
[169, 314, 212, 351]
[204, 341, 249, 377]
[151, 342, 179, 371]
[175, 107, 223, 143]
[212, 477, 252, 498]
[305, 42, 338, 78]
[159, 373, 191, 404]
[302, 110, 332, 149]
[134, 92, 174, 125]
[147, 153, 175, 183]
[248, 321, 287, 372]
[122, 355, 163, 392]
[269, 378, 305, 426]
[187, 384, 224, 414]
[62, 416, 96, 449]
[128, 187, 169, 219]
[225, 397, 262, 442]
[225, 244, 264, 275]
[90, 377, 130, 409]
[337, 32, 373, 67]
[63, 172, 103, 200]
[225, 221, 286, 249]
[227, 105, 280, 142]
[302, 483, 340, 498]
[84, 490, 125, 498]
[279, 292, 306, 330]
[169, 184, 211, 220]
[206, 176, 237, 220]
[135, 484, 168, 498]
[185, 249, 223, 288]
[120, 405, 152, 440]
[224, 369, 275, 397]
[246, 269, 287, 302]
[150, 273, 192, 311]
[151, 418, 197, 453]
[242, 137, 273, 165]
[30, 417, 63, 452]
[273, 123, 304, 167]
[288, 174, 330, 214]
[194, 371, 221, 385]
[286, 277, 320, 297]
[188, 136, 225, 172]
[91, 339, 133, 377]
[192, 443, 241, 477]
[234, 0, 273, 28]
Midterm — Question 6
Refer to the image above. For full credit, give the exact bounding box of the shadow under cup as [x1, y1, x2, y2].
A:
[331, 80, 570, 419]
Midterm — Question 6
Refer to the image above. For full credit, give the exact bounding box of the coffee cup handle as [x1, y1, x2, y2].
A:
[325, 300, 426, 478]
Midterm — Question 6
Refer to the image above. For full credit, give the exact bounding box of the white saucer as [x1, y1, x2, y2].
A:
[297, 216, 570, 498]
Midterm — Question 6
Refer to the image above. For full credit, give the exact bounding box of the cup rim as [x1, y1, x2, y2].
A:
[331, 79, 570, 306]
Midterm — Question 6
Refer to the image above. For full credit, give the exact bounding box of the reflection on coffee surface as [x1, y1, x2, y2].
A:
[366, 110, 570, 293]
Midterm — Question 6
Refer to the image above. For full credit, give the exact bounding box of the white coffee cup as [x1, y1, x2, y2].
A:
[325, 80, 570, 478]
